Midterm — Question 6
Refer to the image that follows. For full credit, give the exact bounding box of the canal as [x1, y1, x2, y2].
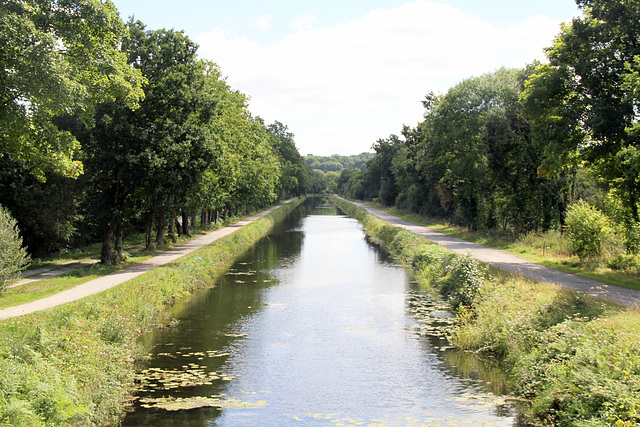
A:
[123, 197, 522, 426]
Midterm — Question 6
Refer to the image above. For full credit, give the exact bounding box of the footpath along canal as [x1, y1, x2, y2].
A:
[122, 197, 524, 426]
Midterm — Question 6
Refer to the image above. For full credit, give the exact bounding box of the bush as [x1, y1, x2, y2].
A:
[564, 200, 613, 259]
[607, 252, 640, 273]
[0, 205, 30, 290]
[438, 253, 485, 309]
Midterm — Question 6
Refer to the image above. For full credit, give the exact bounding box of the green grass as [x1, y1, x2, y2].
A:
[362, 201, 640, 290]
[4, 213, 259, 307]
[335, 197, 640, 426]
[0, 199, 303, 427]
[0, 256, 150, 309]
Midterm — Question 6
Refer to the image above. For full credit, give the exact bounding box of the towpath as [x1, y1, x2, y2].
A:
[342, 198, 640, 308]
[0, 201, 292, 320]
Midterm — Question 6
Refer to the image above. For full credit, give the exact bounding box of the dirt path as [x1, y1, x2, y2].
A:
[344, 199, 640, 308]
[0, 201, 292, 320]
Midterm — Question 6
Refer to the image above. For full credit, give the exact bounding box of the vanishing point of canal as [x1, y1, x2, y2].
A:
[123, 198, 524, 426]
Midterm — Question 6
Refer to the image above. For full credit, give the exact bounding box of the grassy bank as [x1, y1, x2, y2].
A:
[362, 201, 640, 290]
[0, 198, 302, 427]
[334, 197, 640, 426]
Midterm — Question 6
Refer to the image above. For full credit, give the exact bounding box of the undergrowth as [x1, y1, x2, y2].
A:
[333, 196, 640, 426]
[0, 199, 302, 427]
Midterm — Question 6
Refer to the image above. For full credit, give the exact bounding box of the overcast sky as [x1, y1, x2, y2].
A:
[110, 0, 581, 156]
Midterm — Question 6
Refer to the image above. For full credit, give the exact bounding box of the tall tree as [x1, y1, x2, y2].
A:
[0, 0, 145, 179]
[82, 21, 210, 263]
[268, 121, 311, 198]
[521, 0, 640, 246]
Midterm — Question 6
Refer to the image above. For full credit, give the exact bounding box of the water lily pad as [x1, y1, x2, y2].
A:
[139, 396, 267, 411]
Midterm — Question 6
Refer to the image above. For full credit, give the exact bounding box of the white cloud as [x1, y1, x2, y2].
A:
[197, 1, 563, 155]
[291, 13, 315, 30]
[251, 14, 274, 31]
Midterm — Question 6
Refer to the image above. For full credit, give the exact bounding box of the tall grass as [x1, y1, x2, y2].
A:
[333, 196, 640, 426]
[0, 199, 302, 426]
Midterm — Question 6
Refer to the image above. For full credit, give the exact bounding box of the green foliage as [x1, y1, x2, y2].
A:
[0, 205, 30, 290]
[565, 200, 613, 259]
[437, 254, 485, 310]
[338, 197, 640, 425]
[341, 67, 569, 234]
[607, 252, 640, 274]
[0, 199, 302, 426]
[0, 0, 145, 179]
[305, 153, 373, 173]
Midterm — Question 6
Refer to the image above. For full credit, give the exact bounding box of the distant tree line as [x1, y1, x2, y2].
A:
[338, 0, 640, 254]
[0, 1, 318, 265]
[305, 153, 373, 193]
[305, 153, 373, 172]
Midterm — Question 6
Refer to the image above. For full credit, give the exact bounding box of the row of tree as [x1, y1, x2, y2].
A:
[338, 0, 640, 253]
[305, 153, 373, 173]
[0, 1, 318, 265]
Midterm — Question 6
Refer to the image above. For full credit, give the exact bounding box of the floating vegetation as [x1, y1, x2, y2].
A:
[134, 366, 219, 392]
[284, 411, 509, 426]
[447, 392, 508, 408]
[133, 361, 237, 393]
[156, 350, 229, 359]
[225, 270, 256, 276]
[405, 291, 456, 340]
[139, 395, 267, 411]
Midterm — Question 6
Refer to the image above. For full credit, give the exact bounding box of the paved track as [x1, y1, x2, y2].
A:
[0, 201, 292, 320]
[344, 198, 640, 308]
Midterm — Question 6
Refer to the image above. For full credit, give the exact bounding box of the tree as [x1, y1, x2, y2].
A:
[0, 0, 145, 179]
[268, 121, 311, 198]
[79, 21, 211, 263]
[521, 0, 640, 247]
[0, 205, 30, 290]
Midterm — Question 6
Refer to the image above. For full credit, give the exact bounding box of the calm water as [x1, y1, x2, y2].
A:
[123, 198, 523, 426]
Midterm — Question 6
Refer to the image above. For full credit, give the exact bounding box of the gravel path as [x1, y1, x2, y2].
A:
[344, 199, 640, 308]
[0, 201, 292, 320]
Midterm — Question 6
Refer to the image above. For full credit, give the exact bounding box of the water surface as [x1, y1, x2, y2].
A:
[123, 198, 522, 426]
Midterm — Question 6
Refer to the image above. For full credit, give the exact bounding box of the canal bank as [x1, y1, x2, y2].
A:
[0, 198, 303, 427]
[333, 196, 640, 426]
[123, 196, 522, 426]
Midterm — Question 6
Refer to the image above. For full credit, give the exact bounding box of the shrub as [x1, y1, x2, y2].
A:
[607, 252, 640, 273]
[0, 205, 30, 291]
[564, 200, 613, 259]
[438, 253, 485, 309]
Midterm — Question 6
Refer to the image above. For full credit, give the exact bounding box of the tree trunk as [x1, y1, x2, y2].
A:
[156, 212, 165, 246]
[101, 221, 115, 265]
[182, 212, 190, 236]
[115, 220, 123, 262]
[168, 216, 177, 242]
[146, 209, 155, 249]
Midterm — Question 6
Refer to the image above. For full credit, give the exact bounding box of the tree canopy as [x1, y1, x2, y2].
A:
[338, 0, 640, 253]
[0, 0, 145, 179]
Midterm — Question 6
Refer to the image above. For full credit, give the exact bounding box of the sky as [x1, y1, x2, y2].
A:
[110, 0, 582, 156]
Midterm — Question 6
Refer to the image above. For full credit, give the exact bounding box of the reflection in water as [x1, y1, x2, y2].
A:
[123, 197, 524, 426]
